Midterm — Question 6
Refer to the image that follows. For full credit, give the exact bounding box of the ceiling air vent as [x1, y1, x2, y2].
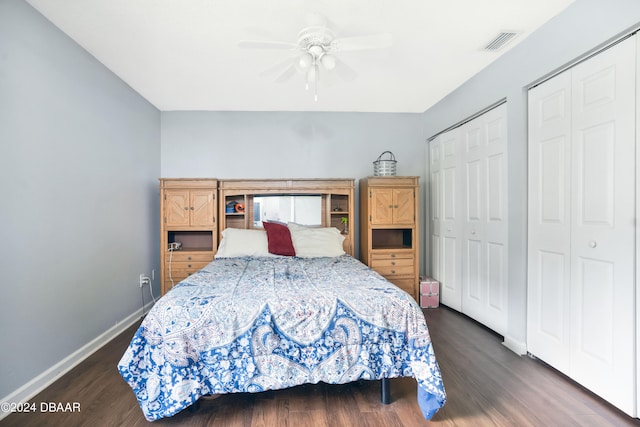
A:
[484, 31, 520, 51]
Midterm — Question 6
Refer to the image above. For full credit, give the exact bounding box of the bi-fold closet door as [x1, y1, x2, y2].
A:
[429, 103, 508, 335]
[527, 35, 636, 416]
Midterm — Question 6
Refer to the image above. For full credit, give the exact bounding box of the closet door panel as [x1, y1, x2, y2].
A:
[527, 70, 572, 373]
[431, 104, 508, 332]
[569, 36, 636, 414]
[431, 234, 441, 282]
[461, 119, 487, 321]
[487, 154, 505, 223]
[461, 104, 508, 334]
[487, 242, 505, 310]
[538, 250, 567, 340]
[575, 258, 614, 359]
[483, 107, 508, 332]
[429, 146, 442, 281]
[463, 145, 483, 307]
[466, 160, 482, 221]
[442, 236, 461, 310]
[540, 137, 567, 223]
[439, 130, 463, 310]
[465, 239, 482, 302]
[430, 140, 441, 282]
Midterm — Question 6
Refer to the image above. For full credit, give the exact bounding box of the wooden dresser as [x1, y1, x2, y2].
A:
[159, 178, 217, 295]
[359, 176, 419, 300]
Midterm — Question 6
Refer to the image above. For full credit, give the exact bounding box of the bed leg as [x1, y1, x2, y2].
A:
[381, 378, 391, 404]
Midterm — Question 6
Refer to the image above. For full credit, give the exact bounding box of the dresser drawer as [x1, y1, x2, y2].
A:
[167, 261, 210, 271]
[371, 257, 414, 269]
[165, 268, 200, 284]
[168, 251, 213, 262]
[375, 265, 414, 277]
[371, 251, 413, 261]
[371, 255, 414, 276]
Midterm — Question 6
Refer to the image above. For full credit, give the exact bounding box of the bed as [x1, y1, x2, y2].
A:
[118, 224, 446, 421]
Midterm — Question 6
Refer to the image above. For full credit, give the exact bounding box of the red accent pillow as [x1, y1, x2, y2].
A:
[263, 221, 296, 256]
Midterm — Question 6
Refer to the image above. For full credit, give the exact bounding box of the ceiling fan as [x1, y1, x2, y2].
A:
[238, 13, 393, 101]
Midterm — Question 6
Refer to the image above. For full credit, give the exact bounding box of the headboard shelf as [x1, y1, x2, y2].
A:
[219, 178, 354, 193]
[218, 178, 355, 256]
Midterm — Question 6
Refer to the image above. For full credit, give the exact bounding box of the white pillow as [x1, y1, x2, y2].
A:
[215, 228, 272, 258]
[287, 223, 345, 258]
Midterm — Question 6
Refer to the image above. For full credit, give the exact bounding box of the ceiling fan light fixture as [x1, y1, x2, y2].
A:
[320, 54, 336, 70]
[308, 45, 324, 57]
[239, 12, 391, 101]
[298, 52, 313, 69]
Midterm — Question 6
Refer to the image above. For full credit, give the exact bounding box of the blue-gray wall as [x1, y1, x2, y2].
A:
[422, 0, 640, 350]
[161, 112, 425, 180]
[160, 111, 428, 259]
[0, 0, 160, 398]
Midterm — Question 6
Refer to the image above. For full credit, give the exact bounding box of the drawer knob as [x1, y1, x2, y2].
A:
[391, 270, 396, 274]
[588, 240, 597, 248]
[391, 261, 396, 266]
[391, 253, 396, 258]
[188, 256, 192, 260]
[188, 264, 192, 268]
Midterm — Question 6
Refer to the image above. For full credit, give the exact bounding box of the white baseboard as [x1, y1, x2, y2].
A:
[502, 335, 527, 356]
[0, 302, 153, 421]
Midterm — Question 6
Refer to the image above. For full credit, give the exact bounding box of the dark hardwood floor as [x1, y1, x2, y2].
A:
[2, 305, 639, 426]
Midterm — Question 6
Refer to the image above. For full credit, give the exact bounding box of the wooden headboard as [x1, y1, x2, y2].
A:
[218, 178, 355, 256]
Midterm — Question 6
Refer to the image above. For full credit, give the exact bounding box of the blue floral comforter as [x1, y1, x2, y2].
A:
[118, 255, 446, 421]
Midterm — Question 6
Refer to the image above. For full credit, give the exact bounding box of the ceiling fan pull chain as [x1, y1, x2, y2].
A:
[314, 63, 319, 101]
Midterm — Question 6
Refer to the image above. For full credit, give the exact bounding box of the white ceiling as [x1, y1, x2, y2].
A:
[26, 0, 574, 113]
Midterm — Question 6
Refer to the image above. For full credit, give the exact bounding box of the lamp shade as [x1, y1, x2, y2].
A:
[298, 52, 313, 69]
[320, 54, 336, 70]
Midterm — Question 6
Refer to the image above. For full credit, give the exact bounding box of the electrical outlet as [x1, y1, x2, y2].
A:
[139, 274, 151, 288]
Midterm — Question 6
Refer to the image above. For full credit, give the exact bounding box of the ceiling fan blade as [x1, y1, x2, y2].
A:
[238, 40, 298, 50]
[274, 63, 297, 83]
[331, 33, 393, 52]
[334, 58, 358, 81]
[259, 56, 296, 77]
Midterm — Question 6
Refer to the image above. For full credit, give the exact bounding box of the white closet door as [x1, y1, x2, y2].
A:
[528, 35, 636, 416]
[429, 139, 442, 284]
[569, 36, 636, 415]
[527, 70, 573, 374]
[461, 104, 508, 334]
[439, 128, 463, 310]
